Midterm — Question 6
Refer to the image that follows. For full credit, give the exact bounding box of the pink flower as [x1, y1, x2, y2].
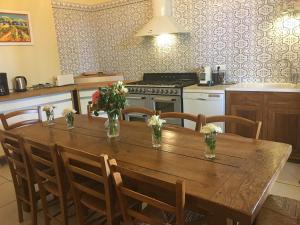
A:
[92, 90, 100, 104]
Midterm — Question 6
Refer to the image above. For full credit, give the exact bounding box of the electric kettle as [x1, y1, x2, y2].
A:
[14, 76, 27, 92]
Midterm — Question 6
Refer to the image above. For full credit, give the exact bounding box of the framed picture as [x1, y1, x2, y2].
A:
[0, 10, 33, 45]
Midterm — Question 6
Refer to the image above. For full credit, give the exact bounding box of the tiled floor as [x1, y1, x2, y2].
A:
[0, 162, 299, 225]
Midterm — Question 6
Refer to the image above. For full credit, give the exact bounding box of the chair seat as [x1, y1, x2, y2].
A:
[255, 195, 300, 225]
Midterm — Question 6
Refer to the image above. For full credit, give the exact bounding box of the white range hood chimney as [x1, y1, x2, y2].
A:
[136, 0, 187, 37]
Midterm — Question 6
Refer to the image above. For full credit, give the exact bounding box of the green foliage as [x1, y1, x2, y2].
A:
[93, 82, 127, 118]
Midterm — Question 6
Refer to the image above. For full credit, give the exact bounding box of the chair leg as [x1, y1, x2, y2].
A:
[16, 199, 24, 223]
[75, 204, 86, 225]
[39, 190, 51, 225]
[31, 203, 38, 225]
[60, 197, 69, 225]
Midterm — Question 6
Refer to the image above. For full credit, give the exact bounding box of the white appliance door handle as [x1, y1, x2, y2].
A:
[127, 96, 146, 100]
[153, 97, 176, 102]
[196, 98, 207, 101]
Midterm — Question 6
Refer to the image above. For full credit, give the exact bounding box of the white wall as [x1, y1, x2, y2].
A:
[0, 0, 61, 89]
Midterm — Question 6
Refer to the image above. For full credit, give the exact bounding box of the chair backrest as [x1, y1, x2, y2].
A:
[160, 112, 203, 132]
[205, 115, 262, 139]
[58, 146, 114, 224]
[24, 138, 66, 198]
[0, 130, 35, 199]
[109, 159, 185, 225]
[0, 108, 42, 130]
[121, 107, 156, 121]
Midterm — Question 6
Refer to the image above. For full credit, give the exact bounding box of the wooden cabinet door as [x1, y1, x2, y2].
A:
[266, 108, 300, 161]
[265, 93, 300, 162]
[226, 92, 264, 139]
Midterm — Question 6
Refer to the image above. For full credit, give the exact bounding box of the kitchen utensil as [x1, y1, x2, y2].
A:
[14, 76, 27, 92]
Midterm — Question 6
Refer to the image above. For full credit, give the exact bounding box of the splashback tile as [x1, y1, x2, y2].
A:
[52, 0, 300, 83]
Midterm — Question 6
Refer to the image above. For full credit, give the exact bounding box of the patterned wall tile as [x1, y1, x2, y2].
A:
[52, 0, 300, 83]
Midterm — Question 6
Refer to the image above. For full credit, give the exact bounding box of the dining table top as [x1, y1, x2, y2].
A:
[11, 115, 292, 225]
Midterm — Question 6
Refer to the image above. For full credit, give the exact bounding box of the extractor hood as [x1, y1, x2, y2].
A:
[136, 0, 187, 37]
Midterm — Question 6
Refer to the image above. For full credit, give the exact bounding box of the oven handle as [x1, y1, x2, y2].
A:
[152, 97, 177, 102]
[127, 96, 146, 100]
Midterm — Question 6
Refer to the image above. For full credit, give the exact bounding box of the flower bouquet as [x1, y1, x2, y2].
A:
[92, 81, 128, 138]
[147, 115, 166, 148]
[62, 108, 76, 129]
[43, 105, 55, 126]
[200, 124, 222, 159]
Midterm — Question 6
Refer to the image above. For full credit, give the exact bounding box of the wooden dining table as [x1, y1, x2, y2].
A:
[11, 115, 291, 225]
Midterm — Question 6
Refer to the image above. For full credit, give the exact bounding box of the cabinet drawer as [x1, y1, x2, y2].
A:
[226, 91, 264, 106]
[265, 92, 300, 108]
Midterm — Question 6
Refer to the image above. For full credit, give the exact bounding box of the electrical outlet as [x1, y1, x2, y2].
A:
[214, 65, 226, 71]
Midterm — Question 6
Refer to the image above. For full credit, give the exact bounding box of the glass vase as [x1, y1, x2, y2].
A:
[107, 114, 120, 138]
[65, 113, 74, 129]
[151, 126, 162, 148]
[204, 133, 216, 159]
[46, 109, 55, 126]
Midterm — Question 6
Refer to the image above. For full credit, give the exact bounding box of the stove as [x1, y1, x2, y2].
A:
[125, 73, 198, 125]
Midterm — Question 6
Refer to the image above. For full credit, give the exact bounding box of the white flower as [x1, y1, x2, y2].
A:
[147, 115, 166, 127]
[62, 108, 76, 117]
[200, 123, 222, 134]
[121, 86, 128, 94]
[43, 105, 55, 112]
[117, 81, 123, 87]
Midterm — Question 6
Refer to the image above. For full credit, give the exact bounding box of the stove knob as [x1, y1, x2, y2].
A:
[169, 90, 173, 94]
[152, 89, 156, 94]
[164, 89, 169, 94]
[174, 90, 178, 94]
[160, 89, 164, 94]
[156, 89, 160, 94]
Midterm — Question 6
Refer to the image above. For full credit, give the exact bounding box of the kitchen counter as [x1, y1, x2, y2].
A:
[0, 85, 76, 103]
[0, 81, 135, 103]
[184, 83, 300, 93]
[183, 84, 228, 93]
[226, 83, 300, 93]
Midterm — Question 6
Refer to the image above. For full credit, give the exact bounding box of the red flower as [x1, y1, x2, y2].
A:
[92, 90, 100, 104]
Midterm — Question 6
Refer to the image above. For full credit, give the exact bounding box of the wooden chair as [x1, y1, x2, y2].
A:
[255, 195, 300, 225]
[24, 138, 71, 225]
[204, 115, 262, 139]
[109, 158, 206, 225]
[58, 146, 122, 225]
[0, 130, 39, 225]
[0, 108, 42, 130]
[159, 112, 204, 132]
[121, 107, 156, 121]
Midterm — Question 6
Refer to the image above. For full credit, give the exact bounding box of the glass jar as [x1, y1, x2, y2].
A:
[107, 114, 120, 138]
[204, 133, 216, 159]
[65, 113, 74, 129]
[46, 109, 55, 126]
[151, 126, 162, 148]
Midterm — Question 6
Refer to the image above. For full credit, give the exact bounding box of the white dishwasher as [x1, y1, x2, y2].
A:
[183, 88, 225, 130]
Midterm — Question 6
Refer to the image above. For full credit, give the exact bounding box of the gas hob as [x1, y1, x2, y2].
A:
[126, 73, 198, 96]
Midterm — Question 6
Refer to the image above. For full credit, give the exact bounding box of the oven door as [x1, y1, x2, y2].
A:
[125, 94, 150, 122]
[150, 95, 182, 125]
